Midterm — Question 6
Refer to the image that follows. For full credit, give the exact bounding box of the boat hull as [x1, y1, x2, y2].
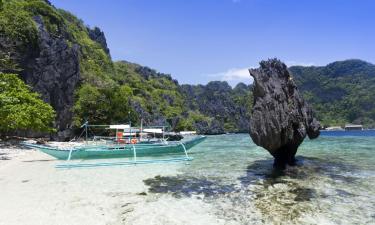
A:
[32, 136, 206, 160]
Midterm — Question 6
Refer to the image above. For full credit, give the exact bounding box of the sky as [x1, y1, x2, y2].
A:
[50, 0, 375, 86]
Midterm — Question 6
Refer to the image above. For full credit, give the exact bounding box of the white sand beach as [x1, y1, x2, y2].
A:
[0, 144, 225, 225]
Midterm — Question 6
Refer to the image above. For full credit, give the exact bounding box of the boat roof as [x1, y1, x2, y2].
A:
[345, 124, 363, 127]
[109, 124, 130, 129]
[143, 128, 163, 133]
[180, 131, 197, 135]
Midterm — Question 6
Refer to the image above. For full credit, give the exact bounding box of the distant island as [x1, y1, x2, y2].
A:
[0, 0, 374, 140]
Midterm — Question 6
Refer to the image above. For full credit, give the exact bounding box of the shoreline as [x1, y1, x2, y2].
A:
[1, 133, 374, 225]
[0, 143, 222, 225]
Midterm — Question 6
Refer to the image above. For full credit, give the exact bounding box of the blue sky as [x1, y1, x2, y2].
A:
[51, 0, 375, 86]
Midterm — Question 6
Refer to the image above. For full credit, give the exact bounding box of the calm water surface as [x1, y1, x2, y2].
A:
[143, 131, 375, 224]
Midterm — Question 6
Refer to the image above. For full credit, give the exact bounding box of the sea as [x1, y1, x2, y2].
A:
[142, 131, 375, 224]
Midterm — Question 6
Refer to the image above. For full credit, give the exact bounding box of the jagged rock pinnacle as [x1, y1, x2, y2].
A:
[249, 58, 320, 169]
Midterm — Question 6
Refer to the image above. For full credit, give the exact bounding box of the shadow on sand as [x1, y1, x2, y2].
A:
[22, 159, 55, 162]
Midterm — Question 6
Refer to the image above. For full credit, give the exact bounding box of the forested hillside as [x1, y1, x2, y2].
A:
[290, 59, 375, 128]
[74, 60, 251, 135]
[0, 0, 250, 139]
[180, 82, 252, 134]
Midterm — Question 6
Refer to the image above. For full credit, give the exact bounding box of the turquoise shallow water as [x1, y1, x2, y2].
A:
[144, 132, 375, 224]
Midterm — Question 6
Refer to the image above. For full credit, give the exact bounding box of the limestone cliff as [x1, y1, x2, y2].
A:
[0, 14, 80, 140]
[87, 27, 110, 56]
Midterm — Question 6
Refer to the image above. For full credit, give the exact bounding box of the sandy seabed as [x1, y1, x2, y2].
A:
[0, 145, 224, 225]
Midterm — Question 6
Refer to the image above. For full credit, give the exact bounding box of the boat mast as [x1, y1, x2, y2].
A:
[162, 126, 165, 141]
[128, 111, 131, 143]
[85, 120, 88, 144]
[140, 118, 143, 141]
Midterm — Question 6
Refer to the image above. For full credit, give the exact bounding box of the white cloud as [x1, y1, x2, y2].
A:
[206, 67, 255, 86]
[286, 61, 315, 67]
[220, 68, 252, 81]
[205, 61, 316, 86]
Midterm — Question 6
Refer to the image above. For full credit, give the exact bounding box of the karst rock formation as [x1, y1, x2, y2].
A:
[249, 59, 321, 169]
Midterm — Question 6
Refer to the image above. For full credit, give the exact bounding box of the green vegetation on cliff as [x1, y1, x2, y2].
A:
[58, 9, 115, 87]
[73, 61, 186, 128]
[180, 82, 251, 133]
[0, 73, 55, 135]
[290, 59, 375, 128]
[0, 0, 247, 134]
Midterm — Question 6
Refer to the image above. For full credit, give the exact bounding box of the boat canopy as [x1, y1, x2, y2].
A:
[180, 131, 197, 135]
[143, 128, 163, 133]
[109, 124, 130, 129]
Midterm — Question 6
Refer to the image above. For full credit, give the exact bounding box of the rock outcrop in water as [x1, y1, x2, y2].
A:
[249, 59, 320, 169]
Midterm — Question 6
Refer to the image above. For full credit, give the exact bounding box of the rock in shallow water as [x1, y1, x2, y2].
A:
[248, 59, 320, 169]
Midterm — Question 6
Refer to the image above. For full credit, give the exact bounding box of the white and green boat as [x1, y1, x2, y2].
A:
[23, 122, 206, 168]
[24, 135, 206, 160]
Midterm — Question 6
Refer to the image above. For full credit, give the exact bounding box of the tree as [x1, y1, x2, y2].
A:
[110, 85, 138, 124]
[0, 73, 55, 136]
[73, 84, 116, 126]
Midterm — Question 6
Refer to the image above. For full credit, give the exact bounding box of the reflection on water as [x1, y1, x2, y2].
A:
[143, 133, 375, 224]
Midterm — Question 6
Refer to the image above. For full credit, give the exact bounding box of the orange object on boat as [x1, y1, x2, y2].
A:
[116, 132, 123, 138]
[117, 132, 124, 142]
[131, 138, 137, 144]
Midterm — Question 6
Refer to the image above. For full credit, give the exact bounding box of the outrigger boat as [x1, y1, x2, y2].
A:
[24, 136, 206, 160]
[23, 122, 206, 168]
